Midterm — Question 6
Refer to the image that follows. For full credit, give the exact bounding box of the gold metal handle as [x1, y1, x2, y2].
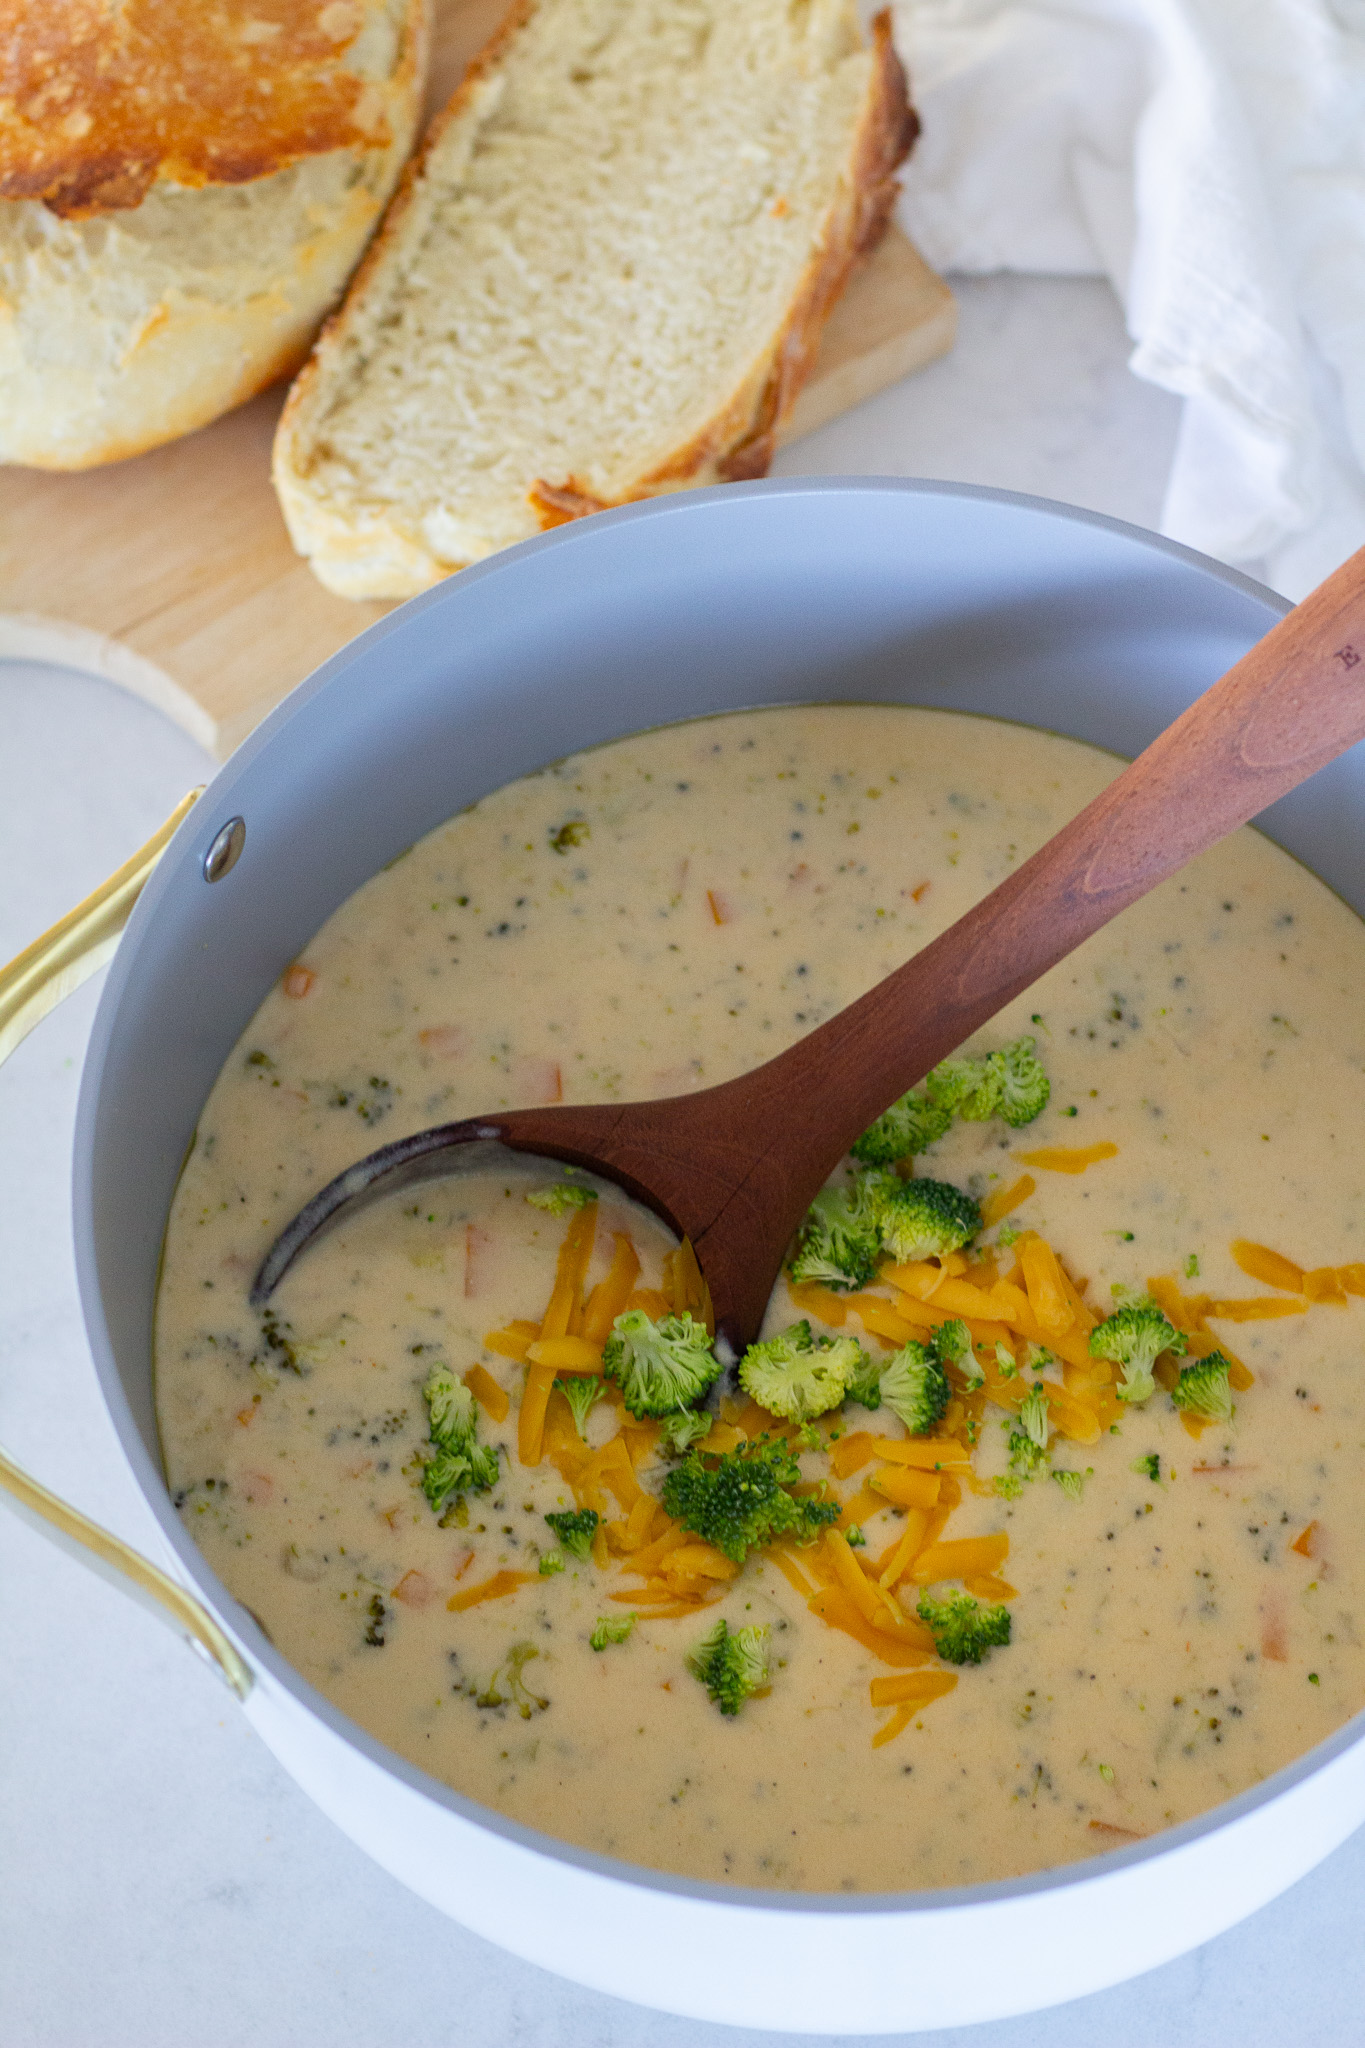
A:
[0, 790, 253, 1701]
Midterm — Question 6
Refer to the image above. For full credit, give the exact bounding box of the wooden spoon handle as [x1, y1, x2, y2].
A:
[773, 544, 1365, 1146]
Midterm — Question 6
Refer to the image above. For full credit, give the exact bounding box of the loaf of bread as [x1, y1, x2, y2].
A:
[273, 0, 916, 598]
[0, 0, 428, 469]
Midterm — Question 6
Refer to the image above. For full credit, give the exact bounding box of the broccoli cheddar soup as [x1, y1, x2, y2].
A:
[155, 705, 1365, 1893]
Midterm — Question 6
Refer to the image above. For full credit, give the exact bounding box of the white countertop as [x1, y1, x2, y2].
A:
[5, 274, 1362, 2047]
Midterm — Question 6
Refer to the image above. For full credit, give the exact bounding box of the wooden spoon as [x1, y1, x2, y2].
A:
[253, 547, 1365, 1353]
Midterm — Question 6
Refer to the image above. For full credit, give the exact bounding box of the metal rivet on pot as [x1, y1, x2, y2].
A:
[203, 817, 246, 883]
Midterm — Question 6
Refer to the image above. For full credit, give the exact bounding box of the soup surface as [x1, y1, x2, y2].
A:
[156, 705, 1365, 1892]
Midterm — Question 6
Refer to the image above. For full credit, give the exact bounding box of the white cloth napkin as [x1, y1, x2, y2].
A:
[889, 0, 1365, 597]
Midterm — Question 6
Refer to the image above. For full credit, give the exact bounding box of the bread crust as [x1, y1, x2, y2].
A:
[0, 0, 404, 218]
[538, 10, 917, 512]
[0, 0, 428, 468]
[272, 2, 919, 599]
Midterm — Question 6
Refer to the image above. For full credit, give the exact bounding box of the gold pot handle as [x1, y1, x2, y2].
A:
[0, 790, 253, 1701]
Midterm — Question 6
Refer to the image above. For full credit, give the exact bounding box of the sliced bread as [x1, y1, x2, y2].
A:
[273, 0, 916, 597]
[0, 0, 428, 469]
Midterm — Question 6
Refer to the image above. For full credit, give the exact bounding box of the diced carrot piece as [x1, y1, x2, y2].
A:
[447, 1569, 536, 1611]
[393, 1569, 435, 1608]
[1303, 1267, 1348, 1305]
[1015, 1141, 1118, 1174]
[525, 1335, 605, 1372]
[869, 1465, 941, 1512]
[1088, 1820, 1146, 1845]
[463, 1363, 509, 1423]
[484, 1319, 541, 1362]
[283, 963, 316, 999]
[581, 1233, 642, 1343]
[910, 1533, 1010, 1584]
[1291, 1521, 1319, 1558]
[980, 1175, 1036, 1228]
[1230, 1240, 1305, 1292]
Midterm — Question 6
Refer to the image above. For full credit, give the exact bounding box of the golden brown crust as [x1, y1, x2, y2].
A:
[0, 0, 400, 217]
[530, 8, 917, 524]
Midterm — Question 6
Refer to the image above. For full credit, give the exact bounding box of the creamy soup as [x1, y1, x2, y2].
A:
[155, 706, 1365, 1892]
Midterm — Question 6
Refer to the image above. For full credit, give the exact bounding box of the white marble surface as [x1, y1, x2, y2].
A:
[5, 275, 1364, 2046]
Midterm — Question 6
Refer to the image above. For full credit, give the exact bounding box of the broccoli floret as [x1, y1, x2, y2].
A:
[874, 1175, 981, 1264]
[845, 1524, 867, 1547]
[1051, 1468, 1091, 1500]
[1089, 1295, 1187, 1404]
[995, 1342, 1020, 1379]
[421, 1364, 499, 1511]
[932, 1317, 982, 1386]
[601, 1309, 722, 1417]
[844, 1348, 885, 1410]
[686, 1618, 771, 1714]
[661, 1438, 838, 1563]
[739, 1320, 871, 1421]
[993, 1471, 1025, 1500]
[556, 1374, 608, 1440]
[1132, 1452, 1161, 1483]
[543, 1507, 599, 1560]
[926, 1052, 1003, 1123]
[656, 1408, 714, 1459]
[854, 1321, 965, 1429]
[478, 1641, 548, 1717]
[788, 1180, 885, 1291]
[916, 1590, 1012, 1664]
[851, 1089, 954, 1167]
[1171, 1351, 1235, 1424]
[877, 1338, 952, 1436]
[992, 1036, 1051, 1127]
[590, 1613, 636, 1651]
[525, 1182, 596, 1215]
[1004, 1384, 1052, 1480]
[538, 1550, 565, 1576]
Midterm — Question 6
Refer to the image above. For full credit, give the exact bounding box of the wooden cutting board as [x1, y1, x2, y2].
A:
[0, 2, 954, 758]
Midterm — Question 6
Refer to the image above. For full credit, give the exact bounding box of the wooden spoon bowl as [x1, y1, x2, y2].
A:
[253, 547, 1365, 1353]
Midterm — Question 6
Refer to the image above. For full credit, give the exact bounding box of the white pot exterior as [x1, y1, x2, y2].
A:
[73, 480, 1365, 2031]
